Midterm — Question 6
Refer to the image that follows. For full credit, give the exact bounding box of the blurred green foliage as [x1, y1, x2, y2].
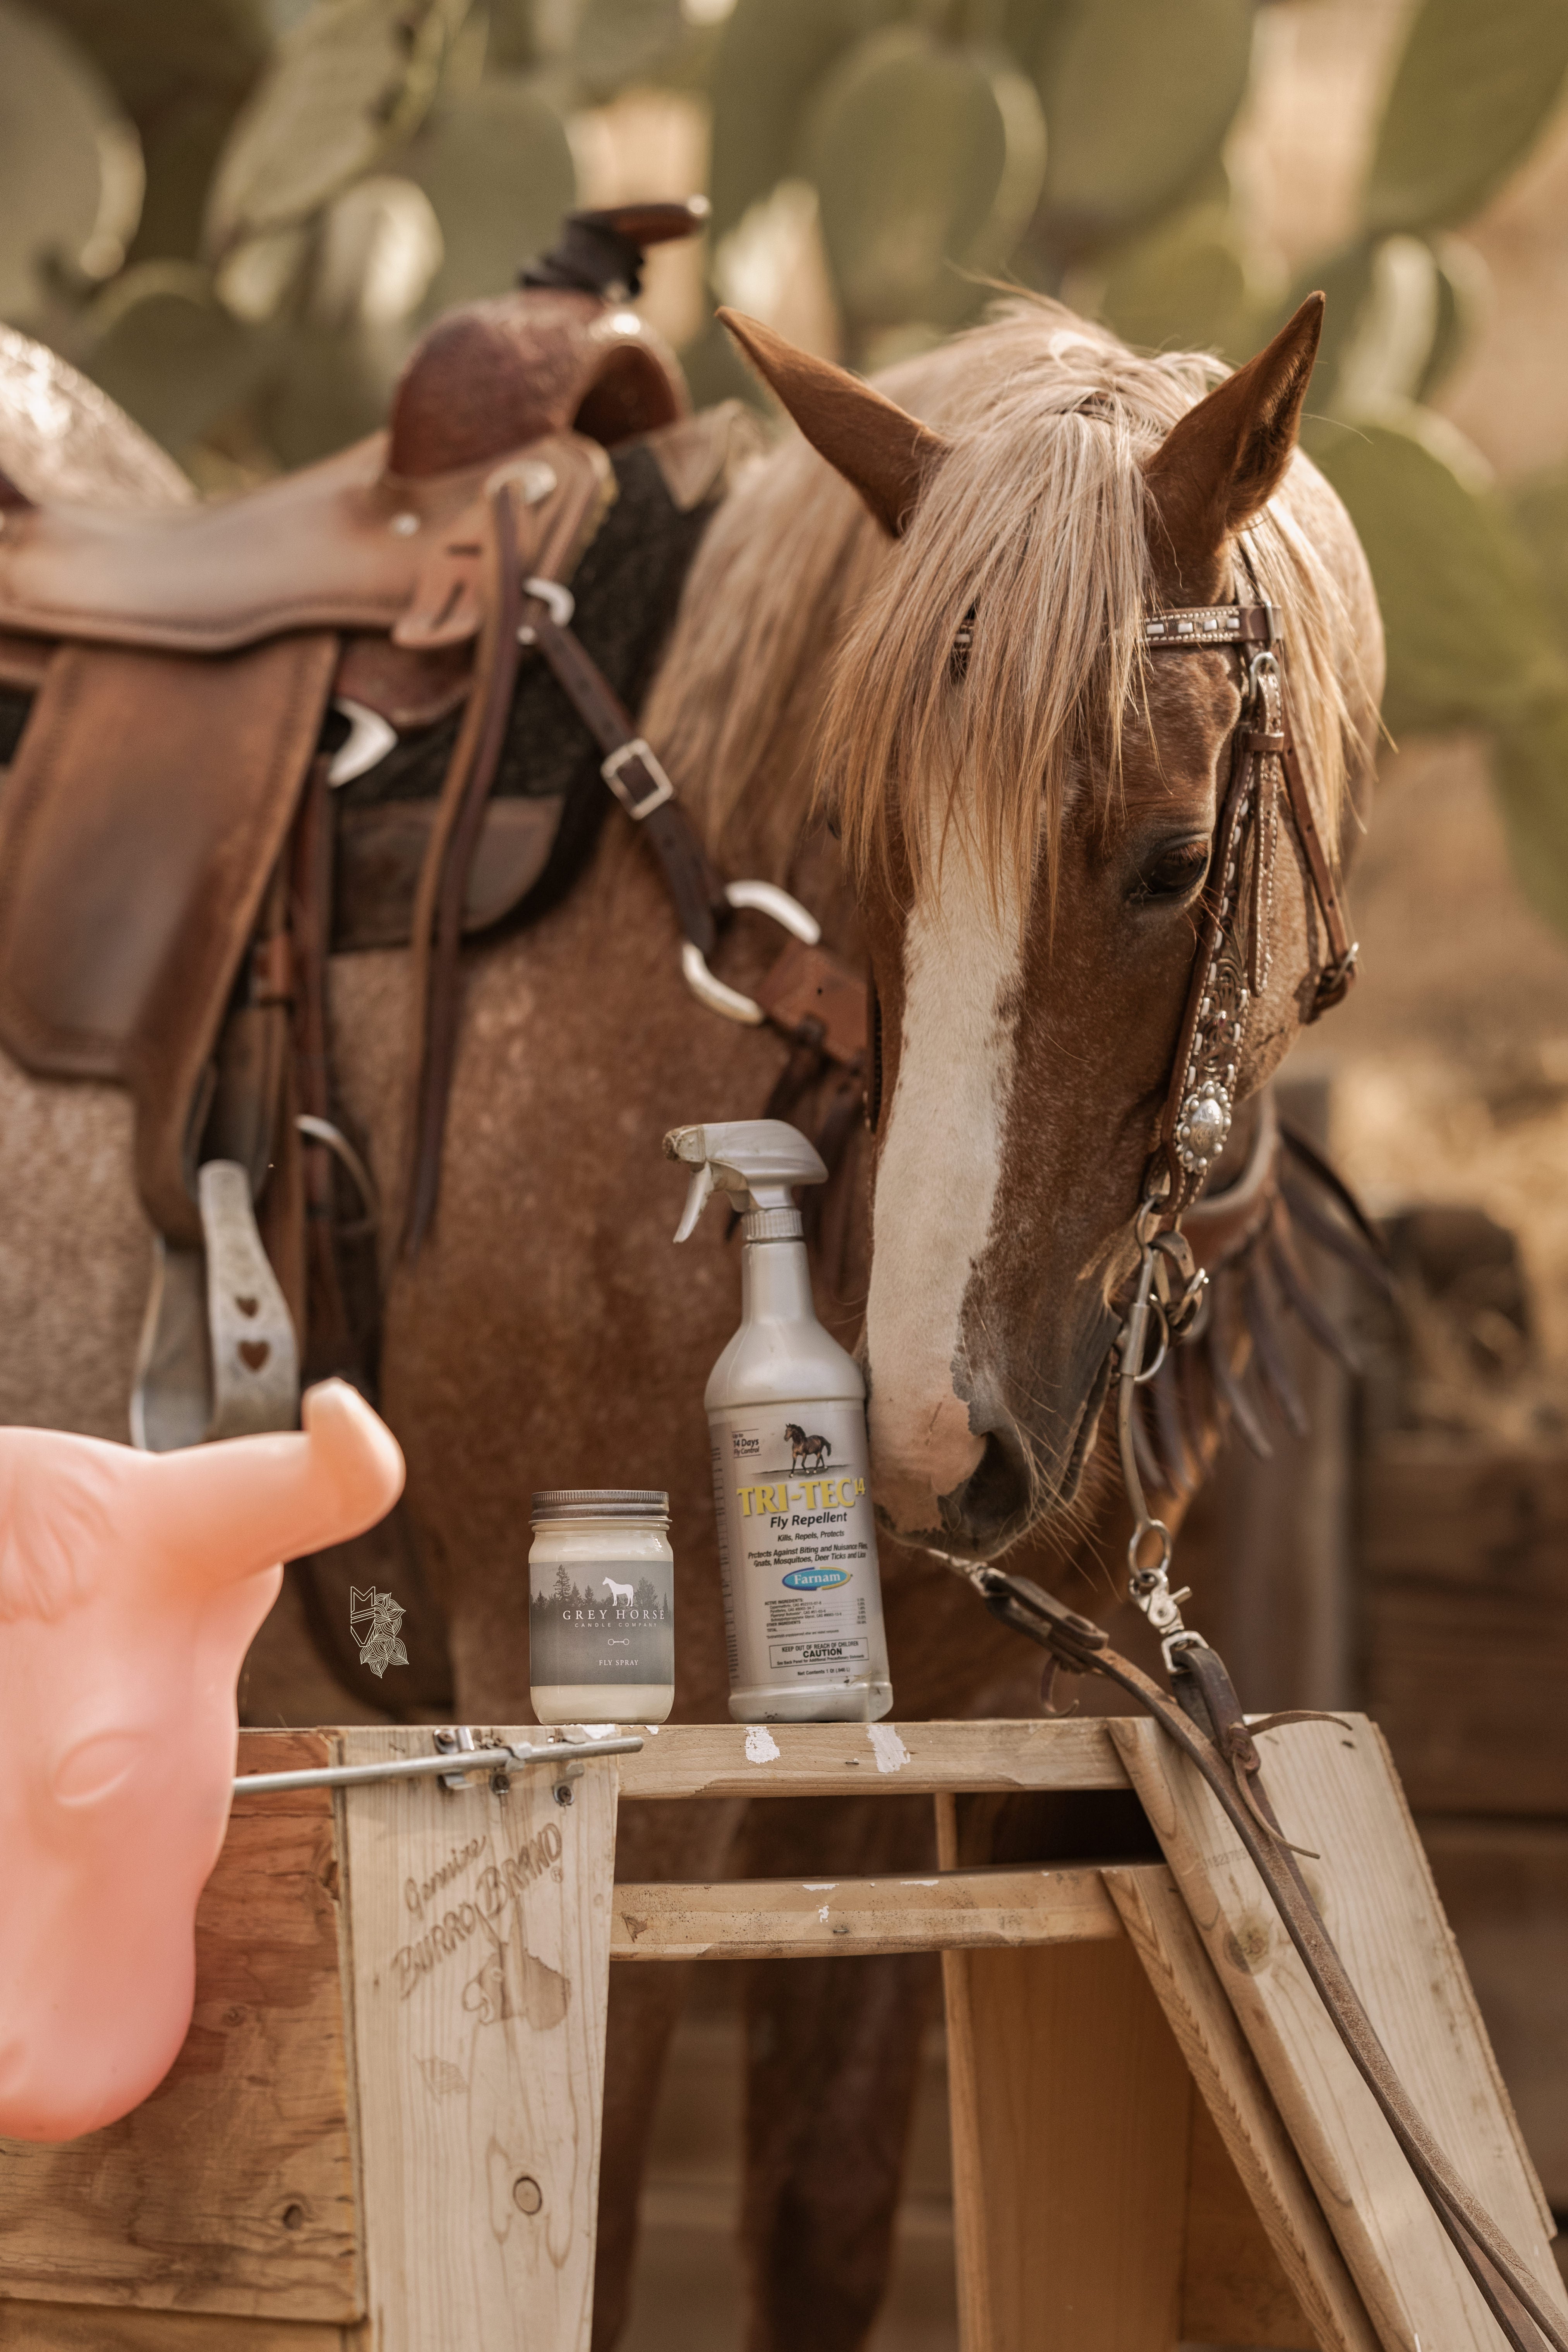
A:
[6, 0, 1568, 925]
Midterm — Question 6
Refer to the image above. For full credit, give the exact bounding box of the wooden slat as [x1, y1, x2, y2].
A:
[944, 1927, 1192, 2350]
[606, 1718, 1130, 1800]
[1182, 2096, 1317, 2352]
[0, 1732, 359, 2323]
[340, 1727, 619, 2352]
[1111, 1713, 1567, 2352]
[1362, 1442, 1568, 1812]
[0, 2304, 363, 2348]
[1104, 1864, 1379, 2352]
[611, 1862, 1122, 1961]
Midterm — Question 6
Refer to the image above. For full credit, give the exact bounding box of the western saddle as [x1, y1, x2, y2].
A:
[0, 202, 867, 1457]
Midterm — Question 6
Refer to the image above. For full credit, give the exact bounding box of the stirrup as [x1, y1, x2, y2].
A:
[681, 881, 820, 1025]
[130, 1160, 300, 1450]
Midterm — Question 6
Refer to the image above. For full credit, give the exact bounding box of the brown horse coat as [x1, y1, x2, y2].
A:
[0, 293, 1381, 2349]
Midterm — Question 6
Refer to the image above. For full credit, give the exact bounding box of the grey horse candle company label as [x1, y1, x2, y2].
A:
[528, 1489, 674, 1724]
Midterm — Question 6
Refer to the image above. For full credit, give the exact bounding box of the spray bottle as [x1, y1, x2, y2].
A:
[665, 1120, 892, 1724]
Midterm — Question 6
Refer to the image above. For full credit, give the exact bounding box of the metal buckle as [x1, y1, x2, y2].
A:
[681, 880, 821, 1027]
[602, 737, 675, 821]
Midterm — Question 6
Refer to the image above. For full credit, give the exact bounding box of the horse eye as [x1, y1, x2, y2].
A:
[1132, 838, 1210, 902]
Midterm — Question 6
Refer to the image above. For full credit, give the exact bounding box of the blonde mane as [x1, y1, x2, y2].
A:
[643, 299, 1367, 896]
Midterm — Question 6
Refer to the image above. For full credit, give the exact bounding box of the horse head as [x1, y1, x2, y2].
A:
[722, 302, 1382, 1559]
[0, 1380, 403, 2140]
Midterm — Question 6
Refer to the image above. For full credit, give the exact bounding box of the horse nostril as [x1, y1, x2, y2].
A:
[949, 1427, 1033, 1547]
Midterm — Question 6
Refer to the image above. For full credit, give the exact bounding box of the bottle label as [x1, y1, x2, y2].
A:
[709, 1402, 889, 1694]
[528, 1558, 674, 1689]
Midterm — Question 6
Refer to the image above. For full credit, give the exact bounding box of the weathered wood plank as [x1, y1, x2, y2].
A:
[0, 1732, 359, 2323]
[1104, 1864, 1379, 2352]
[944, 1927, 1192, 2351]
[1111, 1713, 1566, 2352]
[604, 1718, 1130, 1800]
[611, 1862, 1122, 1961]
[0, 2303, 362, 2348]
[1361, 1442, 1568, 1812]
[1181, 2096, 1316, 2352]
[340, 1728, 618, 2352]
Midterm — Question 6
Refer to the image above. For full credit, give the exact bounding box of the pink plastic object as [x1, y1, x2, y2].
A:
[0, 1378, 404, 2142]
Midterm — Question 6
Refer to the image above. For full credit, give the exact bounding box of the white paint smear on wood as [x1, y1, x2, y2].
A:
[868, 1724, 912, 1774]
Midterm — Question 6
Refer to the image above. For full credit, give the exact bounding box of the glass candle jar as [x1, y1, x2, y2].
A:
[528, 1489, 674, 1725]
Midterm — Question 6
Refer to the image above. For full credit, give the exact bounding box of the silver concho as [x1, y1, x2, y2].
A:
[1175, 1081, 1232, 1173]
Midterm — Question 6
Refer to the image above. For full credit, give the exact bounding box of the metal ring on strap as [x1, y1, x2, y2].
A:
[680, 881, 822, 1026]
[327, 698, 397, 787]
[517, 576, 576, 643]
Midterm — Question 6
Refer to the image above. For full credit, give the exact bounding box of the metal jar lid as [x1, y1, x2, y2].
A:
[530, 1487, 669, 1523]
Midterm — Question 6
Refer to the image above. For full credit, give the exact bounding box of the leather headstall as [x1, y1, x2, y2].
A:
[1143, 597, 1357, 1221]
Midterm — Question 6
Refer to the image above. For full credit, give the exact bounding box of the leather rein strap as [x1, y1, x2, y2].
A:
[971, 1568, 1567, 2352]
[960, 599, 1567, 2346]
[1144, 598, 1356, 1218]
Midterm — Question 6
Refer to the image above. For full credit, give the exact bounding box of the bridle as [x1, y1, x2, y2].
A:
[950, 596, 1568, 2352]
[1113, 589, 1358, 1662]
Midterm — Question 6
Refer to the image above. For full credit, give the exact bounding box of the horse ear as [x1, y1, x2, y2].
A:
[718, 308, 949, 539]
[1142, 294, 1324, 602]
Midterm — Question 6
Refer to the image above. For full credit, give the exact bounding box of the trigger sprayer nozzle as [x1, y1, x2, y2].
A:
[664, 1120, 829, 1243]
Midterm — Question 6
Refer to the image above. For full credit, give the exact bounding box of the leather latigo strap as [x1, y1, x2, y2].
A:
[401, 443, 614, 1255]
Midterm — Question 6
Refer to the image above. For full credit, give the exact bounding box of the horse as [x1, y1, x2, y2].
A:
[601, 1575, 636, 1608]
[0, 287, 1380, 2346]
[785, 1422, 831, 1472]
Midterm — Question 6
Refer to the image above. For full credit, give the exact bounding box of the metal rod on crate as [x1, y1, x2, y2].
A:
[232, 1734, 644, 1796]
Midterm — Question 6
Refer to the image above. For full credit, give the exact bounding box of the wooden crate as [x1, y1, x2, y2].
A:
[0, 1719, 1560, 2352]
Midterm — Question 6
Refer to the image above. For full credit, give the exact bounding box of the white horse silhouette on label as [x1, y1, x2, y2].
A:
[601, 1576, 635, 1607]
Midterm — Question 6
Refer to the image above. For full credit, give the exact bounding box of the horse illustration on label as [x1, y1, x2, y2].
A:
[785, 1422, 831, 1472]
[601, 1575, 635, 1607]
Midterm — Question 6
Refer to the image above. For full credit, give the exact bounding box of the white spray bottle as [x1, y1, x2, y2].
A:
[665, 1120, 893, 1725]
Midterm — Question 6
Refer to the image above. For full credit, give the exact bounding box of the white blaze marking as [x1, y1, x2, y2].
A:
[745, 1725, 781, 1764]
[866, 839, 1025, 1529]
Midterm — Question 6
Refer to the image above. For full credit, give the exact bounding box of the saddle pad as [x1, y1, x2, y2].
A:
[0, 633, 338, 1247]
[0, 432, 594, 656]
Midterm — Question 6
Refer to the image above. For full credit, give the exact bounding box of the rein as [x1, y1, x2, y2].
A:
[954, 595, 1564, 2350]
